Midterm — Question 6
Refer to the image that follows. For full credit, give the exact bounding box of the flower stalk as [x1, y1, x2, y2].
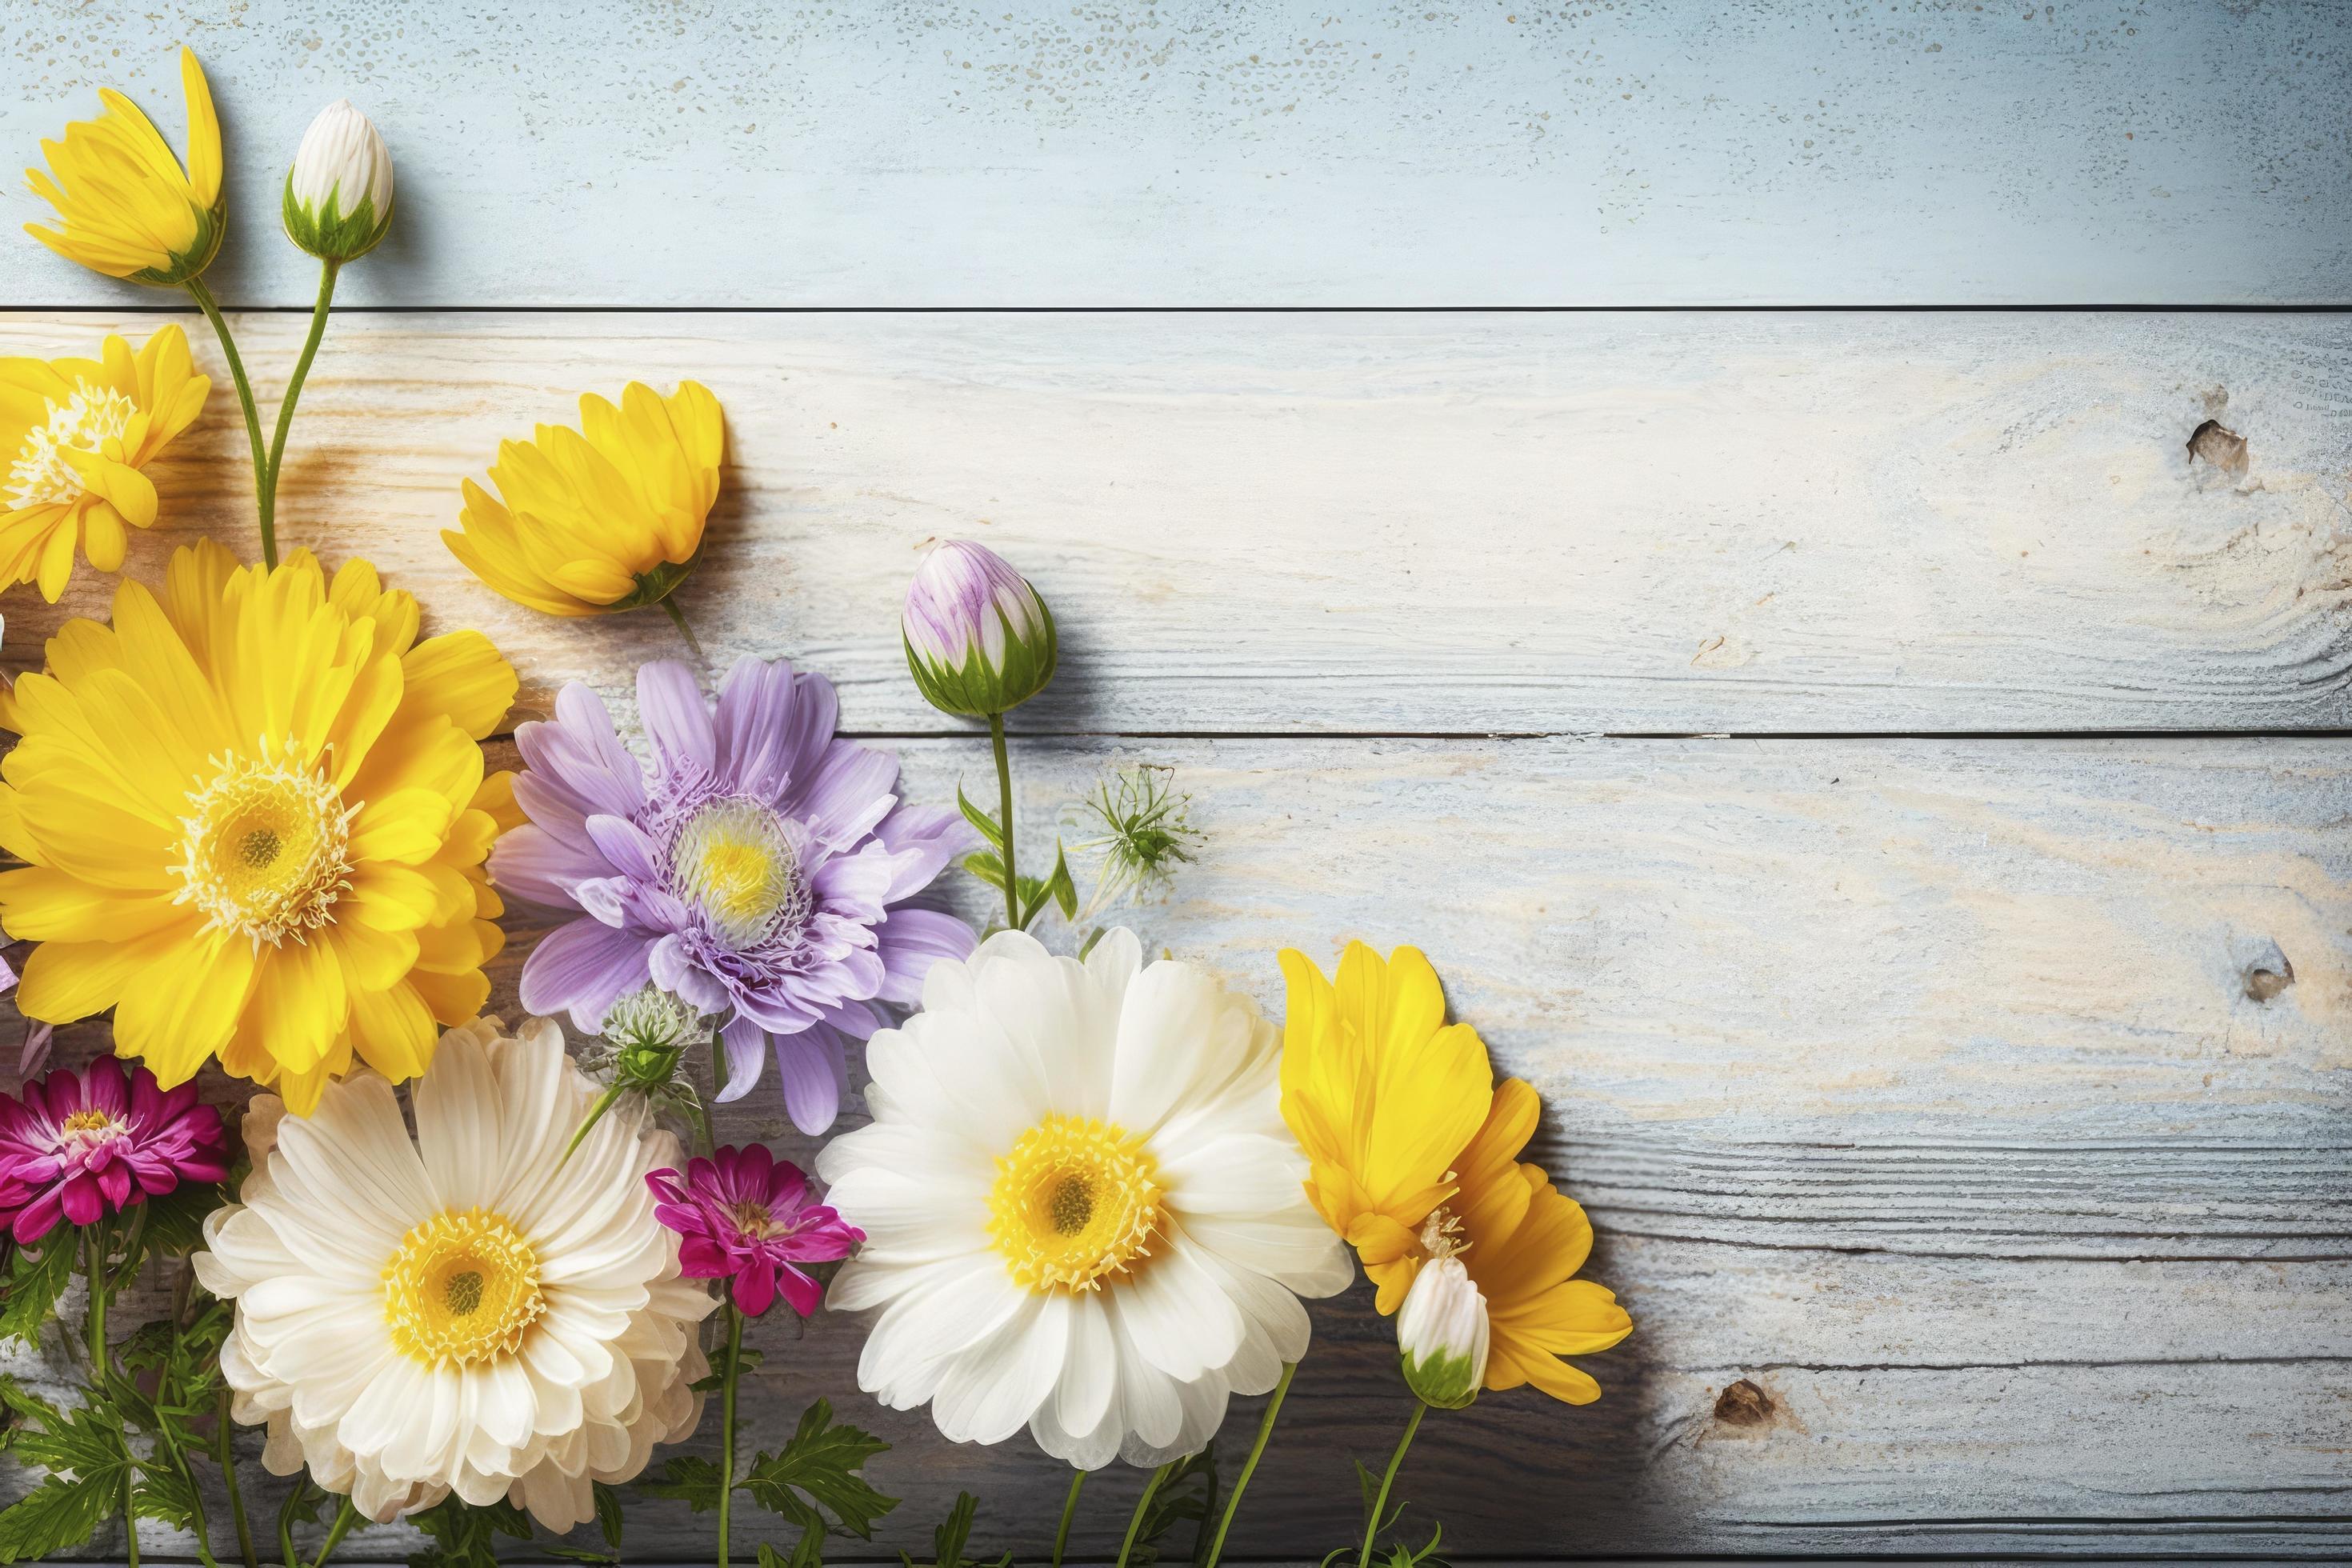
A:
[1114, 1461, 1174, 1568]
[307, 1500, 358, 1568]
[717, 1300, 745, 1568]
[82, 1223, 138, 1568]
[261, 259, 340, 554]
[185, 276, 272, 566]
[1050, 1469, 1086, 1568]
[218, 1383, 259, 1568]
[989, 712, 1018, 930]
[1357, 1402, 1426, 1568]
[1200, 1362, 1296, 1568]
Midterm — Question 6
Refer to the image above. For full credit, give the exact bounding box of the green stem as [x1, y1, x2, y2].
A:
[260, 260, 340, 557]
[186, 276, 274, 567]
[218, 1383, 258, 1568]
[106, 1202, 149, 1294]
[560, 1080, 629, 1170]
[84, 1225, 138, 1568]
[988, 711, 1018, 930]
[307, 1500, 358, 1568]
[158, 1290, 222, 1568]
[277, 1476, 308, 1568]
[1115, 1462, 1174, 1568]
[1356, 1403, 1426, 1568]
[1200, 1362, 1296, 1568]
[1050, 1469, 1086, 1568]
[661, 596, 706, 663]
[718, 1299, 744, 1568]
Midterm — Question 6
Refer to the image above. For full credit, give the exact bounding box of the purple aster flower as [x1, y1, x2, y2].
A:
[647, 1144, 863, 1317]
[0, 1058, 230, 1244]
[494, 658, 977, 1134]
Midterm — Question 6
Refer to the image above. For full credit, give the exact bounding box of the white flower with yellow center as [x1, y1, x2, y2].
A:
[193, 1016, 716, 1529]
[818, 930, 1352, 1469]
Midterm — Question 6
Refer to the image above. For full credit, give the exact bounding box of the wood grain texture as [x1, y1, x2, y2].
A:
[5, 736, 2347, 1558]
[2, 310, 2349, 735]
[4, 1, 2350, 308]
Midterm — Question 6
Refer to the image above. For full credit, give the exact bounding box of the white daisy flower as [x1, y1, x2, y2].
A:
[818, 930, 1352, 1469]
[194, 1017, 717, 1529]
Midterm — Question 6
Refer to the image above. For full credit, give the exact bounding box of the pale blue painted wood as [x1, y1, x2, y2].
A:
[2, 0, 2348, 308]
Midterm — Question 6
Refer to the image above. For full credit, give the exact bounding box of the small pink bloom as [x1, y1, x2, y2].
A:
[0, 1058, 230, 1244]
[647, 1144, 862, 1317]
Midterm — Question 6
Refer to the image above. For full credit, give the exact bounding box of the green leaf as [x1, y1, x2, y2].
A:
[133, 1459, 201, 1532]
[0, 1475, 113, 1563]
[1010, 842, 1079, 931]
[737, 1399, 897, 1541]
[406, 1496, 533, 1568]
[13, 1400, 130, 1488]
[960, 850, 1008, 894]
[759, 1519, 826, 1568]
[1132, 1448, 1218, 1568]
[592, 1481, 625, 1551]
[689, 1341, 762, 1393]
[540, 1547, 617, 1565]
[924, 1491, 978, 1568]
[640, 1454, 728, 1513]
[956, 782, 1007, 852]
[136, 1182, 226, 1261]
[0, 1239, 74, 1348]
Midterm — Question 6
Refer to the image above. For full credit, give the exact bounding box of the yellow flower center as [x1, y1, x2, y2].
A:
[173, 742, 356, 946]
[6, 378, 135, 509]
[382, 1207, 546, 1367]
[987, 1114, 1163, 1294]
[55, 1107, 126, 1156]
[672, 798, 807, 946]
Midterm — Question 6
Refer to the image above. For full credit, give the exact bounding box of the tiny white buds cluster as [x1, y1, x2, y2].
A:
[901, 539, 1058, 717]
[1396, 1255, 1490, 1410]
[282, 100, 394, 262]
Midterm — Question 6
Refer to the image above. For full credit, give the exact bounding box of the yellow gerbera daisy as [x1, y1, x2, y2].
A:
[24, 47, 224, 286]
[0, 541, 519, 1114]
[1430, 1079, 1632, 1404]
[1277, 942, 1494, 1313]
[443, 381, 723, 622]
[0, 326, 210, 600]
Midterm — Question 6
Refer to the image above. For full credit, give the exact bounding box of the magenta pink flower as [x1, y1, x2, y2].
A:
[0, 1058, 230, 1243]
[647, 1144, 863, 1317]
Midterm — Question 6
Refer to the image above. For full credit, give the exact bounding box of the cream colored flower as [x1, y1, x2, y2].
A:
[819, 930, 1352, 1469]
[194, 1016, 714, 1528]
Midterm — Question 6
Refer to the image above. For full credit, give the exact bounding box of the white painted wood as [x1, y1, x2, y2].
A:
[5, 736, 2346, 1558]
[2, 310, 2347, 734]
[4, 2, 2349, 307]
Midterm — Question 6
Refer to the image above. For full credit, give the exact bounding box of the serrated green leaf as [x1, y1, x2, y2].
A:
[737, 1399, 896, 1540]
[639, 1454, 728, 1513]
[690, 1342, 763, 1393]
[406, 1496, 533, 1568]
[593, 1481, 625, 1550]
[759, 1519, 826, 1568]
[133, 1459, 201, 1532]
[0, 1475, 112, 1563]
[926, 1492, 977, 1568]
[134, 1183, 225, 1262]
[0, 1239, 74, 1348]
[956, 782, 1006, 852]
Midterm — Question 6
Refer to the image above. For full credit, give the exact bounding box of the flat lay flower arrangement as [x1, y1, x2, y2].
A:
[0, 50, 1631, 1568]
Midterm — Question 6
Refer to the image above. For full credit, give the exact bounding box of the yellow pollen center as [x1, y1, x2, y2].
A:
[173, 741, 357, 946]
[7, 378, 136, 510]
[671, 798, 808, 946]
[61, 1109, 114, 1134]
[383, 1207, 545, 1368]
[987, 1114, 1163, 1294]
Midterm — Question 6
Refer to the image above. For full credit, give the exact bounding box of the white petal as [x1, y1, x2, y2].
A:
[1107, 962, 1258, 1138]
[1155, 1133, 1310, 1219]
[856, 1254, 1027, 1410]
[414, 1021, 505, 1210]
[1122, 1367, 1227, 1468]
[930, 1294, 1066, 1446]
[1103, 1297, 1184, 1450]
[1054, 1290, 1118, 1438]
[1110, 1237, 1244, 1382]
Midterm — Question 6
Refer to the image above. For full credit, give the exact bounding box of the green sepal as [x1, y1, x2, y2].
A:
[282, 171, 392, 263]
[611, 548, 705, 612]
[903, 596, 1058, 718]
[130, 198, 225, 286]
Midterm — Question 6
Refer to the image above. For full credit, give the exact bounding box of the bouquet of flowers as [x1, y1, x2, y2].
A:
[0, 47, 1631, 1568]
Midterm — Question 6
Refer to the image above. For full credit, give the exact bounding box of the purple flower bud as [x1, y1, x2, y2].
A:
[901, 540, 1058, 716]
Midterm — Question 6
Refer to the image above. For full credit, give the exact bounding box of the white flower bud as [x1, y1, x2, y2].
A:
[282, 100, 394, 262]
[1396, 1255, 1489, 1410]
[901, 539, 1058, 717]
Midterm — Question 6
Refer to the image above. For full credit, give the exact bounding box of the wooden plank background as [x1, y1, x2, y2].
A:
[2, 1, 2350, 1563]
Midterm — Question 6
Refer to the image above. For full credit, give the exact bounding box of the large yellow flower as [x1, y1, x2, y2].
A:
[443, 381, 722, 618]
[24, 47, 224, 286]
[1437, 1079, 1632, 1404]
[0, 326, 210, 600]
[1278, 942, 1494, 1313]
[0, 541, 518, 1114]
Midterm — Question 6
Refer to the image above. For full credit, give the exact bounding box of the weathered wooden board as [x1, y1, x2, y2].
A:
[1, 310, 2347, 735]
[6, 737, 2346, 1559]
[6, 1, 2350, 308]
